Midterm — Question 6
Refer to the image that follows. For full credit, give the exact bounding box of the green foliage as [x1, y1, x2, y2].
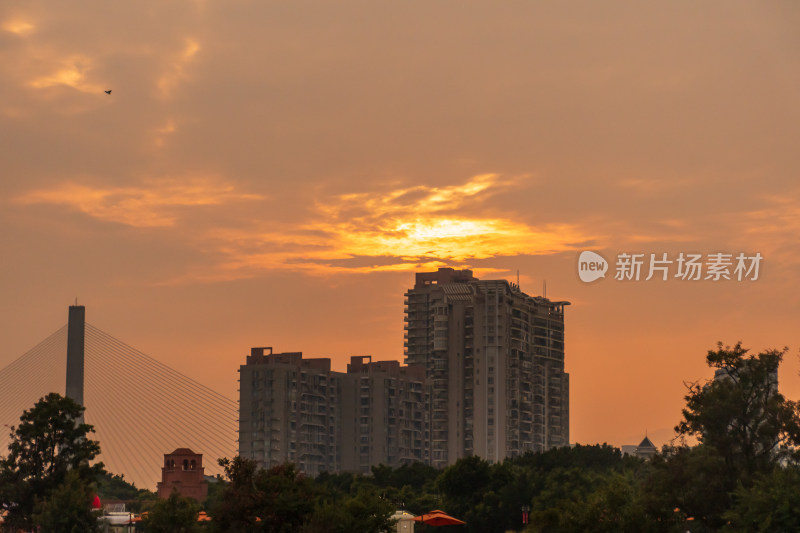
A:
[210, 458, 399, 533]
[644, 444, 733, 530]
[210, 458, 316, 533]
[32, 469, 100, 533]
[353, 463, 439, 515]
[315, 471, 357, 495]
[209, 456, 262, 531]
[555, 469, 674, 533]
[143, 489, 201, 533]
[302, 486, 396, 533]
[659, 342, 800, 530]
[723, 467, 800, 532]
[371, 462, 439, 490]
[202, 474, 225, 511]
[433, 446, 640, 533]
[437, 455, 491, 524]
[97, 471, 143, 500]
[256, 462, 316, 532]
[517, 447, 646, 533]
[0, 393, 105, 531]
[96, 471, 158, 512]
[677, 342, 800, 476]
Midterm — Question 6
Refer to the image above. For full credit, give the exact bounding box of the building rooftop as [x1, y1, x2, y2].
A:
[168, 448, 199, 456]
[637, 436, 656, 450]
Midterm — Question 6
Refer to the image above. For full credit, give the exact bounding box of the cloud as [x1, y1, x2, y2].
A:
[157, 38, 201, 98]
[615, 176, 695, 195]
[28, 54, 103, 93]
[2, 19, 34, 36]
[14, 177, 262, 227]
[154, 118, 178, 148]
[166, 174, 595, 282]
[739, 190, 800, 264]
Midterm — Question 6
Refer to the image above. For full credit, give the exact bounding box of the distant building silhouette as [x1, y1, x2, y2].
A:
[635, 436, 657, 459]
[156, 448, 208, 501]
[621, 435, 658, 460]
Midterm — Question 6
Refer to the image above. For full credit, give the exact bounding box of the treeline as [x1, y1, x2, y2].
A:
[149, 342, 800, 532]
[142, 445, 639, 532]
[151, 437, 800, 532]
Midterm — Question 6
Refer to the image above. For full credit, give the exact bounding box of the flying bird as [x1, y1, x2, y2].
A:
[104, 90, 112, 94]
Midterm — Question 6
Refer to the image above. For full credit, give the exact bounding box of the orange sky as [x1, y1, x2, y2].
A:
[1, 1, 799, 449]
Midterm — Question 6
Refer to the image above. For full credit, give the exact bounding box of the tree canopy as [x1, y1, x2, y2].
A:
[32, 469, 100, 533]
[677, 342, 800, 476]
[0, 393, 104, 531]
[143, 489, 201, 533]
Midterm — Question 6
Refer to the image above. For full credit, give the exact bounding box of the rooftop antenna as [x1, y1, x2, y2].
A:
[516, 269, 520, 288]
[543, 280, 547, 298]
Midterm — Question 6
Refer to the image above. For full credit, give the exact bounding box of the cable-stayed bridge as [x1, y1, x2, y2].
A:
[0, 308, 238, 491]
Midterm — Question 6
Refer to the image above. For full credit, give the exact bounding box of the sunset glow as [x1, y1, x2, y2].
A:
[15, 179, 262, 227]
[1, 0, 798, 456]
[2, 19, 34, 35]
[28, 56, 101, 93]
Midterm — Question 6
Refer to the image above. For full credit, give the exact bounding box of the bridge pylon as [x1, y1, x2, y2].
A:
[66, 305, 85, 422]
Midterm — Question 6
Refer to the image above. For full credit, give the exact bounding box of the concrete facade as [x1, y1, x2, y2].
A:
[404, 268, 570, 467]
[239, 350, 427, 475]
[340, 356, 426, 473]
[66, 305, 85, 409]
[239, 348, 339, 476]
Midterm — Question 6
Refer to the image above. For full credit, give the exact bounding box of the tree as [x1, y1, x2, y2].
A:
[97, 471, 158, 513]
[255, 462, 316, 532]
[723, 466, 800, 532]
[634, 342, 800, 530]
[33, 469, 101, 533]
[555, 470, 665, 533]
[210, 456, 261, 532]
[437, 455, 491, 524]
[676, 342, 800, 478]
[0, 393, 104, 531]
[643, 444, 736, 530]
[210, 458, 316, 533]
[303, 486, 396, 533]
[143, 489, 201, 533]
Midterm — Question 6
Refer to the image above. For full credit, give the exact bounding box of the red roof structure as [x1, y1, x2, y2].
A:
[413, 510, 466, 526]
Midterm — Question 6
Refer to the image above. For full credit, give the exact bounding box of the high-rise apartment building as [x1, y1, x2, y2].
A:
[240, 350, 427, 475]
[339, 357, 426, 473]
[239, 348, 339, 476]
[404, 268, 569, 467]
